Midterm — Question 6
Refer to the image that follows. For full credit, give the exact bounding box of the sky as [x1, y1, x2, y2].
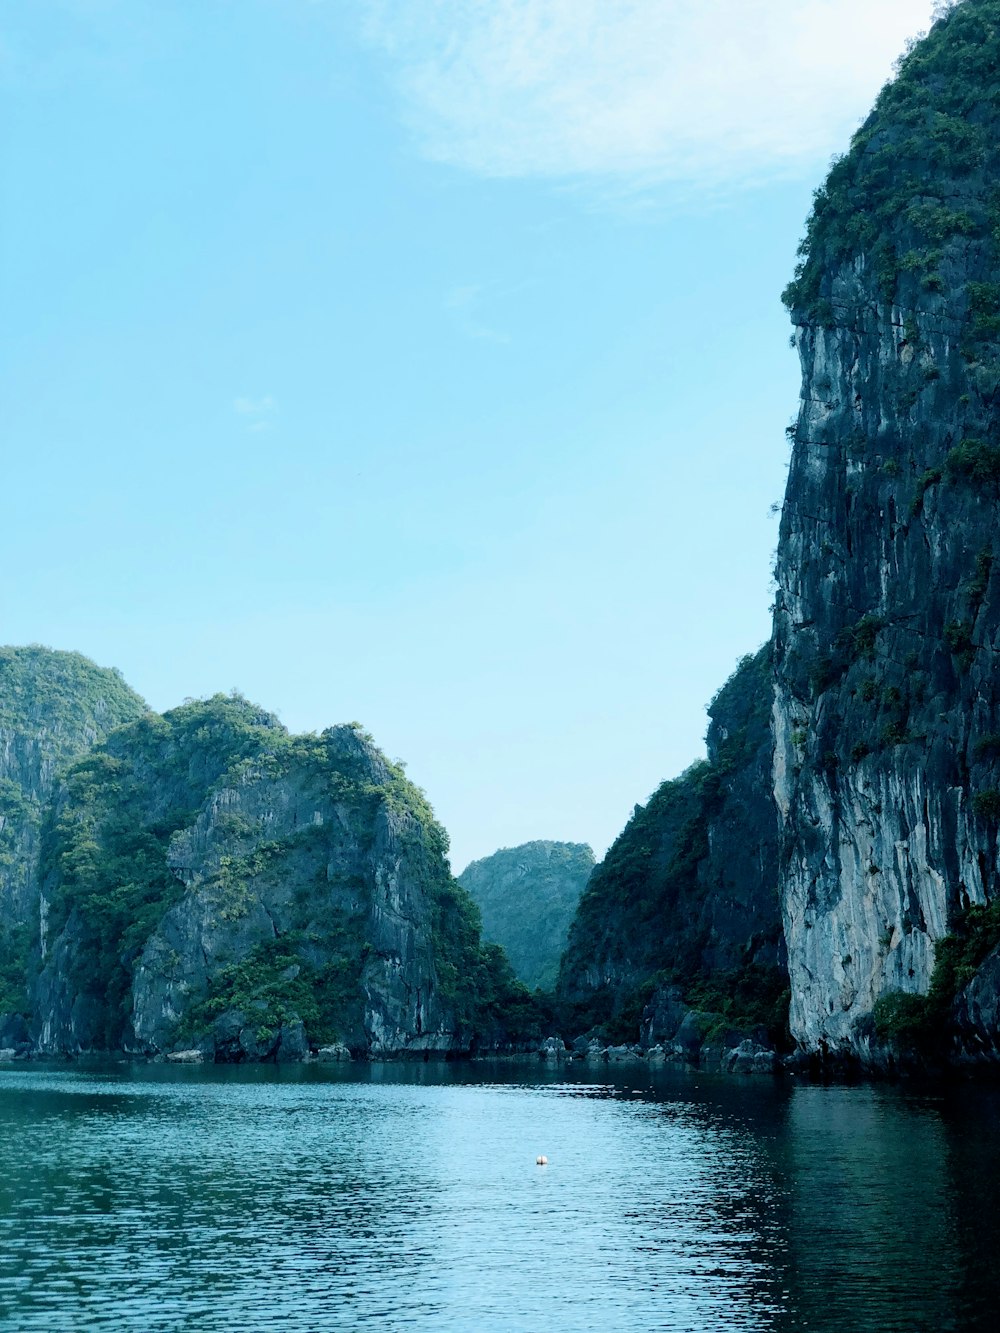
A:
[1, 0, 938, 872]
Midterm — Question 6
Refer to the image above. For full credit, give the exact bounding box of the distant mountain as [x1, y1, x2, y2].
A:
[459, 841, 594, 991]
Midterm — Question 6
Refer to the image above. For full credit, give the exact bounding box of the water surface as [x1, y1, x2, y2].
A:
[1, 1061, 997, 1330]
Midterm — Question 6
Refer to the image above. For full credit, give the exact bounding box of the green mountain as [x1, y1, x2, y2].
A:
[459, 841, 594, 991]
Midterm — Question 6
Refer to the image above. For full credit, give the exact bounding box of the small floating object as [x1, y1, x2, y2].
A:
[536, 1155, 548, 1166]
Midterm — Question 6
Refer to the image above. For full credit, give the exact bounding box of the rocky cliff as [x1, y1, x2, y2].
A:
[31, 693, 534, 1060]
[458, 841, 594, 991]
[774, 0, 1000, 1065]
[556, 648, 786, 1048]
[0, 646, 146, 1032]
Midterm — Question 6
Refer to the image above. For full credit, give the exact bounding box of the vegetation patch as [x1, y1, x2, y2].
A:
[873, 899, 1000, 1052]
[783, 1, 1000, 326]
[910, 467, 942, 517]
[972, 789, 1000, 822]
[944, 438, 1000, 487]
[176, 934, 362, 1050]
[873, 991, 933, 1044]
[809, 615, 885, 698]
[944, 619, 976, 669]
[428, 862, 547, 1046]
[0, 924, 29, 1017]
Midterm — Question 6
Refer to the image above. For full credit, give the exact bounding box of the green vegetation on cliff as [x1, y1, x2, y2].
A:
[0, 646, 147, 1024]
[427, 877, 546, 1048]
[38, 691, 539, 1054]
[556, 647, 787, 1047]
[0, 645, 145, 740]
[0, 924, 29, 1016]
[459, 842, 595, 992]
[42, 695, 284, 1045]
[874, 900, 1000, 1052]
[785, 0, 997, 319]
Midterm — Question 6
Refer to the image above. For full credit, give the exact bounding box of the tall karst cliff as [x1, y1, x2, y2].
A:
[0, 647, 146, 1029]
[775, 0, 1000, 1063]
[459, 841, 594, 992]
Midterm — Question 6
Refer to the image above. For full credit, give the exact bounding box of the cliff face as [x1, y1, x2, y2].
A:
[774, 0, 1000, 1062]
[556, 648, 786, 1045]
[29, 698, 533, 1061]
[458, 841, 594, 991]
[32, 694, 531, 1060]
[0, 647, 146, 1028]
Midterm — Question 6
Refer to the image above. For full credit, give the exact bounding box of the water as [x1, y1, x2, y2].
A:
[1, 1061, 998, 1331]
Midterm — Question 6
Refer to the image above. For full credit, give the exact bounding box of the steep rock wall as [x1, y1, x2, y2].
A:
[774, 0, 1000, 1060]
[33, 695, 530, 1059]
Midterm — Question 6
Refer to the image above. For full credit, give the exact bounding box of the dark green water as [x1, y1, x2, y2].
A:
[1, 1061, 998, 1331]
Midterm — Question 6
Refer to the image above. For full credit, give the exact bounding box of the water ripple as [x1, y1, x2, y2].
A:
[2, 1063, 999, 1330]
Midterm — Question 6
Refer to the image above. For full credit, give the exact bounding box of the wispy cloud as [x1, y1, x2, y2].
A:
[445, 285, 510, 344]
[359, 0, 938, 191]
[233, 395, 277, 432]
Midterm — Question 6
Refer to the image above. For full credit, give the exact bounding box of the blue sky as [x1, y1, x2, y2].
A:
[1, 0, 935, 871]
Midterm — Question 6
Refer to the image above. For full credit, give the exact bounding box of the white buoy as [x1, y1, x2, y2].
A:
[536, 1155, 548, 1166]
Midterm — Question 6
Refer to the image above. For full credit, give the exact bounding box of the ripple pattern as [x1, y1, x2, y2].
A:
[1, 1063, 999, 1330]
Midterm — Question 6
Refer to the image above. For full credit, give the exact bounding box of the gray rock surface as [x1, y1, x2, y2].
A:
[30, 697, 511, 1060]
[773, 2, 1000, 1063]
[316, 1042, 352, 1062]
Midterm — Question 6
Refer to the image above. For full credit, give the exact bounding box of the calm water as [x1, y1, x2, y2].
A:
[1, 1061, 998, 1331]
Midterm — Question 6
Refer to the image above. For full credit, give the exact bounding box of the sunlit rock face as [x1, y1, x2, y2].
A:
[774, 0, 1000, 1060]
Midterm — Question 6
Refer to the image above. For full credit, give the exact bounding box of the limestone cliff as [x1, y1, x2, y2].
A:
[32, 694, 533, 1059]
[556, 648, 786, 1046]
[458, 841, 594, 991]
[775, 0, 1000, 1063]
[0, 646, 146, 1030]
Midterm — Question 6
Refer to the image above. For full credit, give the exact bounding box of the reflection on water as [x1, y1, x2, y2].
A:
[1, 1062, 998, 1330]
[781, 1087, 958, 1331]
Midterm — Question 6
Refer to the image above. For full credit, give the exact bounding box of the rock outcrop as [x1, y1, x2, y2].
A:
[31, 693, 533, 1059]
[458, 841, 594, 991]
[774, 0, 1000, 1063]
